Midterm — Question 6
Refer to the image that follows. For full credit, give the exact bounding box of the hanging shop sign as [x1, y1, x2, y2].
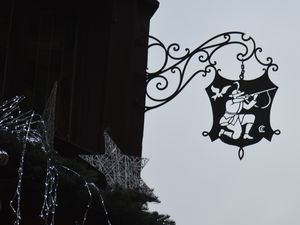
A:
[146, 31, 280, 159]
[203, 71, 279, 159]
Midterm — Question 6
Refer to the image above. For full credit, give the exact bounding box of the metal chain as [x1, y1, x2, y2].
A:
[239, 60, 245, 80]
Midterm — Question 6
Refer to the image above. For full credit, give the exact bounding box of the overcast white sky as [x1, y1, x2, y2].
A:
[142, 1, 300, 225]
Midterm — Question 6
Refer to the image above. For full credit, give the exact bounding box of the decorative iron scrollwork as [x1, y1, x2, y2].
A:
[145, 31, 278, 111]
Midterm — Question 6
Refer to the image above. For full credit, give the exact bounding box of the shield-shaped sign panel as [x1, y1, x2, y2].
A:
[204, 71, 279, 159]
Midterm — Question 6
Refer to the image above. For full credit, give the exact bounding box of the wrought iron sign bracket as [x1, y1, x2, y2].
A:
[146, 31, 280, 159]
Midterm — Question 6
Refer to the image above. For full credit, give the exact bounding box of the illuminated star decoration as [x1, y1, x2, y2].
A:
[80, 132, 153, 195]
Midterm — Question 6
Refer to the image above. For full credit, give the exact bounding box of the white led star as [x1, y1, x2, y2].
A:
[80, 132, 153, 195]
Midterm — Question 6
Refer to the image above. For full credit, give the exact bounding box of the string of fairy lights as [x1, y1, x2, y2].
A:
[1, 83, 152, 224]
[88, 183, 112, 225]
[60, 166, 112, 225]
[0, 92, 153, 225]
[39, 83, 59, 225]
[0, 93, 112, 225]
[0, 96, 46, 225]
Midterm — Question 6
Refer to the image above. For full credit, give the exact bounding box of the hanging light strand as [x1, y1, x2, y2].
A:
[88, 183, 112, 225]
[39, 82, 59, 225]
[59, 166, 92, 225]
[10, 111, 36, 225]
[1, 95, 110, 225]
[0, 96, 47, 225]
[40, 158, 59, 225]
[59, 166, 112, 225]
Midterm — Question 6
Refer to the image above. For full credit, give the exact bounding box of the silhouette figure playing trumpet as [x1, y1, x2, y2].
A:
[219, 82, 258, 140]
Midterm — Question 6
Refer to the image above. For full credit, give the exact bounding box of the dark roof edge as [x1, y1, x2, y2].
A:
[140, 0, 160, 18]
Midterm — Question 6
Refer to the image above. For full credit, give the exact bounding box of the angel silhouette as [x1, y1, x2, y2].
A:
[211, 85, 231, 101]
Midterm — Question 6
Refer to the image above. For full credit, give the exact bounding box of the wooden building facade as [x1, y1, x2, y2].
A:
[0, 0, 158, 156]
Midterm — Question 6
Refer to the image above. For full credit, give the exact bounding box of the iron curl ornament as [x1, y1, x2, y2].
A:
[146, 31, 280, 159]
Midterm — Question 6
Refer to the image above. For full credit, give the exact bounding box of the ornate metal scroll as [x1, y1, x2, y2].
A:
[145, 31, 278, 111]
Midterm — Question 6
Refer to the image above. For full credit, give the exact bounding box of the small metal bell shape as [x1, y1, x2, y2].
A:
[0, 150, 9, 166]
